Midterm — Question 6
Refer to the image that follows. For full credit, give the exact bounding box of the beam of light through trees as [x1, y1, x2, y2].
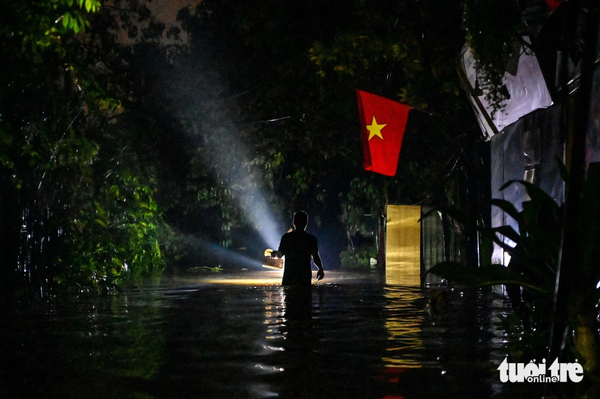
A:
[185, 234, 264, 269]
[190, 120, 284, 250]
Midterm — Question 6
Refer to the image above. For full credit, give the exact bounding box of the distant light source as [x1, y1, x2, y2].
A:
[262, 249, 283, 270]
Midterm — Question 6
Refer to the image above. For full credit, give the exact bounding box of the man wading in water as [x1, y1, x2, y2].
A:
[272, 211, 325, 286]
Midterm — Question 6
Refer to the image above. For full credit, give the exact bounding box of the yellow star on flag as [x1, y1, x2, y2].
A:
[367, 116, 386, 140]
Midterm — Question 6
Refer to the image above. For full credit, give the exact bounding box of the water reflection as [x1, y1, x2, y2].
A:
[1, 290, 167, 398]
[263, 287, 318, 398]
[260, 284, 387, 399]
[1, 272, 525, 398]
[382, 286, 425, 368]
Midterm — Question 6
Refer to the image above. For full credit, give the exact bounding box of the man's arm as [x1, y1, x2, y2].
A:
[271, 235, 286, 258]
[313, 250, 324, 281]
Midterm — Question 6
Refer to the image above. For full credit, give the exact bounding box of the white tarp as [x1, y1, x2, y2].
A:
[458, 37, 554, 141]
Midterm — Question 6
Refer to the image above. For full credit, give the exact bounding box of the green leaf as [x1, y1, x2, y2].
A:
[489, 232, 517, 254]
[489, 198, 522, 226]
[62, 13, 70, 28]
[427, 261, 551, 295]
[94, 201, 107, 217]
[501, 180, 558, 211]
[108, 185, 120, 197]
[490, 225, 521, 246]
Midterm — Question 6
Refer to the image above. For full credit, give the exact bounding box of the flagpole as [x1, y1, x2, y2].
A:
[383, 177, 389, 207]
[379, 177, 389, 279]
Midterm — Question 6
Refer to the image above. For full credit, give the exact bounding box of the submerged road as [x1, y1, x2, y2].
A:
[1, 270, 540, 398]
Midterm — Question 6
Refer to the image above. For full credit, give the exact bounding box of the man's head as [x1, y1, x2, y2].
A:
[292, 211, 308, 231]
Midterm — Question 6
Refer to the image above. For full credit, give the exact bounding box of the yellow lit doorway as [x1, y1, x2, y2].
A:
[385, 205, 421, 286]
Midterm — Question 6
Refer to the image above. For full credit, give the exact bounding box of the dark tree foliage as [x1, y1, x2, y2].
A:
[150, 0, 368, 267]
[0, 0, 491, 298]
[0, 0, 179, 301]
[169, 0, 489, 268]
[306, 0, 488, 256]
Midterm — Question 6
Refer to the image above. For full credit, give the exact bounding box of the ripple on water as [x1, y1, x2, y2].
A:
[2, 271, 517, 399]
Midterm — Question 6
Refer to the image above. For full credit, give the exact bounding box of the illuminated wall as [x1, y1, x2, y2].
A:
[385, 205, 421, 286]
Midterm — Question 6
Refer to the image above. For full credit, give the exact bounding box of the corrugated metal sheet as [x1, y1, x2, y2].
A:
[490, 105, 565, 266]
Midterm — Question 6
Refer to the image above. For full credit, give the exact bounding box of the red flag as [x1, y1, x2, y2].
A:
[543, 0, 562, 11]
[357, 90, 412, 176]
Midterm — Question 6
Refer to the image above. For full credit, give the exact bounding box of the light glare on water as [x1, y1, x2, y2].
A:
[1, 270, 524, 398]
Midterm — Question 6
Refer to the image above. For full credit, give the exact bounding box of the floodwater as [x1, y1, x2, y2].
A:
[1, 270, 537, 399]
